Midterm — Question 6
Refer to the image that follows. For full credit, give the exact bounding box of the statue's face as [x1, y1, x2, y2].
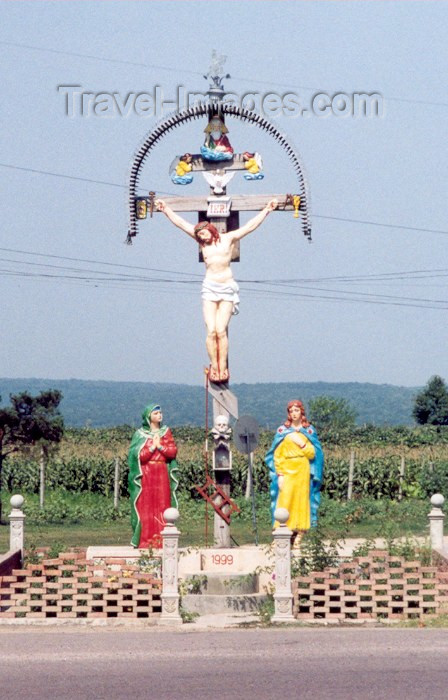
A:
[288, 405, 302, 422]
[150, 409, 163, 425]
[215, 415, 229, 432]
[196, 227, 213, 245]
[210, 119, 222, 140]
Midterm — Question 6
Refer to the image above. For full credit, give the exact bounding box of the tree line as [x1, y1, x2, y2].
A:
[0, 378, 421, 427]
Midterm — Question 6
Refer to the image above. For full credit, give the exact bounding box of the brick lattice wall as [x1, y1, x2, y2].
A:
[0, 551, 162, 619]
[293, 550, 448, 621]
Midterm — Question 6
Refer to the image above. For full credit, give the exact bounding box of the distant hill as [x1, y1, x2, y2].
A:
[0, 378, 419, 428]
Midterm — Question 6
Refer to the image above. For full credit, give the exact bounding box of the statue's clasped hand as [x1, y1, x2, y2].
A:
[290, 432, 307, 449]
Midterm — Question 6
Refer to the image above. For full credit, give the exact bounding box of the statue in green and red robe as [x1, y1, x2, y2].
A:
[128, 403, 179, 548]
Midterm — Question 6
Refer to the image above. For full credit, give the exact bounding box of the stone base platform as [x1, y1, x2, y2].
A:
[86, 545, 272, 573]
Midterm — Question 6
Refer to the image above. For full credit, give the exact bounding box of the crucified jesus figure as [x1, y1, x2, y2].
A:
[155, 198, 278, 382]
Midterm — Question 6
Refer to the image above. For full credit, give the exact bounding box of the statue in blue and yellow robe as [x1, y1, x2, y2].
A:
[265, 410, 324, 532]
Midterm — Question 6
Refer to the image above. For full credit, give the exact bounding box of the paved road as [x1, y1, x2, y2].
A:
[1, 627, 448, 699]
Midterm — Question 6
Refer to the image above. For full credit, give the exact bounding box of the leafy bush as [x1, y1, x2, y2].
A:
[292, 526, 341, 576]
[418, 462, 448, 499]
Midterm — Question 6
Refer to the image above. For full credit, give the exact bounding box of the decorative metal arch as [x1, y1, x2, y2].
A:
[127, 102, 312, 240]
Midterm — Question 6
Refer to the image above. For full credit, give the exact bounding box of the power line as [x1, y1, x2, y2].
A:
[1, 162, 447, 237]
[0, 267, 198, 289]
[1, 256, 447, 310]
[0, 247, 203, 278]
[231, 75, 448, 108]
[1, 248, 448, 287]
[1, 39, 446, 109]
[0, 256, 198, 282]
[313, 213, 448, 236]
[245, 279, 448, 306]
[3, 267, 447, 309]
[239, 284, 448, 311]
[0, 162, 174, 196]
[0, 162, 126, 189]
[0, 269, 200, 296]
[246, 268, 448, 284]
[0, 40, 202, 76]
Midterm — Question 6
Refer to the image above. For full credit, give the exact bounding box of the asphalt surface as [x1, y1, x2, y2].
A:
[1, 627, 448, 699]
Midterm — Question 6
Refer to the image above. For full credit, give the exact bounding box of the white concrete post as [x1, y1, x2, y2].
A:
[9, 495, 25, 557]
[271, 507, 295, 623]
[429, 494, 445, 550]
[159, 507, 182, 625]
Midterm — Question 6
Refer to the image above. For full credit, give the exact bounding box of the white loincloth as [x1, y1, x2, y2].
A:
[201, 278, 240, 315]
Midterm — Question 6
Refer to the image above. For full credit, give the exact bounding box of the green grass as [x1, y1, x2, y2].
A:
[0, 490, 430, 552]
[0, 519, 273, 552]
[319, 497, 429, 538]
[397, 615, 448, 628]
[0, 521, 132, 550]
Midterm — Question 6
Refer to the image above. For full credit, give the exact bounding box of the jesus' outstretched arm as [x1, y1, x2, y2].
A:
[155, 199, 195, 238]
[231, 199, 278, 241]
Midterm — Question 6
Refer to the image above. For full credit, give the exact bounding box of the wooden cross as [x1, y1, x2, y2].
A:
[136, 152, 304, 263]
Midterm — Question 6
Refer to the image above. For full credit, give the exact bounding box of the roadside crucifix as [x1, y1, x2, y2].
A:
[127, 53, 312, 546]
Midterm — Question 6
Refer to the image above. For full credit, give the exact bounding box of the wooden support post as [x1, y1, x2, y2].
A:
[245, 452, 253, 500]
[39, 446, 45, 510]
[398, 455, 405, 501]
[209, 382, 238, 547]
[114, 457, 120, 510]
[213, 468, 231, 548]
[347, 450, 355, 501]
[209, 381, 239, 419]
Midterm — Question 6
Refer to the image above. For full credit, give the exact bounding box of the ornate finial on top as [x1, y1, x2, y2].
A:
[204, 50, 231, 102]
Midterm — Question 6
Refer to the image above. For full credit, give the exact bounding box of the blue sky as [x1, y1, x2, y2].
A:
[0, 1, 447, 387]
